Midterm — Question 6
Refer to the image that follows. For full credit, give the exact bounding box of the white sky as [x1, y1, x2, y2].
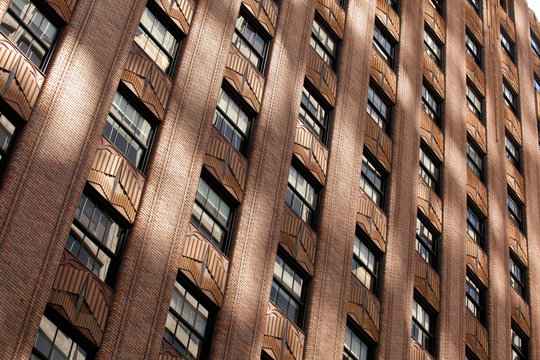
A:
[529, 0, 540, 17]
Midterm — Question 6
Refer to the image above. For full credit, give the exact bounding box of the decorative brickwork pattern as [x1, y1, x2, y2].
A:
[156, 0, 195, 35]
[45, 0, 77, 22]
[466, 168, 488, 216]
[510, 289, 531, 336]
[504, 106, 522, 145]
[501, 53, 520, 93]
[413, 253, 440, 312]
[420, 110, 444, 162]
[508, 220, 528, 267]
[315, 0, 346, 39]
[410, 341, 435, 360]
[370, 49, 397, 102]
[242, 0, 278, 37]
[305, 46, 338, 107]
[466, 56, 485, 96]
[348, 275, 380, 342]
[417, 178, 443, 232]
[357, 191, 387, 253]
[466, 1, 483, 44]
[423, 53, 445, 99]
[466, 109, 487, 153]
[506, 160, 525, 202]
[466, 237, 489, 287]
[465, 311, 489, 360]
[262, 303, 305, 360]
[364, 117, 392, 172]
[375, 0, 400, 41]
[293, 119, 328, 186]
[424, 0, 445, 43]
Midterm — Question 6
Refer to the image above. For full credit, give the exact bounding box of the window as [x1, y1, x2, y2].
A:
[385, 0, 397, 10]
[214, 88, 251, 154]
[465, 348, 480, 360]
[270, 253, 307, 327]
[505, 133, 520, 169]
[337, 0, 346, 9]
[422, 83, 441, 126]
[503, 81, 518, 114]
[31, 315, 88, 360]
[343, 323, 370, 360]
[191, 177, 234, 253]
[360, 152, 385, 209]
[419, 146, 440, 193]
[286, 164, 318, 226]
[509, 254, 526, 298]
[0, 0, 59, 69]
[135, 5, 181, 75]
[310, 17, 338, 69]
[299, 85, 330, 143]
[466, 205, 484, 247]
[65, 192, 125, 284]
[232, 11, 269, 72]
[507, 190, 523, 232]
[467, 139, 484, 180]
[424, 27, 442, 66]
[367, 84, 391, 133]
[534, 75, 540, 93]
[466, 31, 481, 66]
[428, 0, 442, 15]
[412, 298, 434, 353]
[466, 83, 482, 119]
[0, 108, 19, 177]
[531, 31, 540, 58]
[103, 91, 154, 171]
[500, 29, 514, 61]
[468, 0, 481, 15]
[465, 273, 485, 323]
[164, 280, 212, 360]
[373, 22, 395, 68]
[416, 216, 438, 268]
[352, 233, 379, 293]
[511, 326, 529, 360]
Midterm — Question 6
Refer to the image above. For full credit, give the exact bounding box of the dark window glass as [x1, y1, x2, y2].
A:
[135, 6, 180, 75]
[164, 281, 211, 360]
[468, 0, 481, 15]
[531, 31, 540, 58]
[534, 76, 540, 93]
[505, 133, 520, 170]
[286, 164, 318, 226]
[466, 206, 484, 248]
[510, 254, 526, 298]
[214, 88, 251, 154]
[466, 31, 481, 67]
[65, 193, 124, 284]
[0, 0, 59, 69]
[367, 84, 391, 133]
[31, 315, 88, 360]
[507, 190, 523, 231]
[428, 0, 442, 15]
[465, 274, 485, 324]
[500, 29, 514, 61]
[503, 81, 518, 114]
[385, 0, 397, 10]
[360, 152, 385, 209]
[416, 216, 437, 267]
[337, 0, 346, 8]
[412, 298, 434, 353]
[102, 91, 154, 171]
[0, 110, 18, 176]
[467, 83, 482, 119]
[191, 177, 233, 252]
[419, 146, 439, 193]
[310, 18, 338, 69]
[232, 12, 268, 72]
[343, 324, 370, 360]
[467, 139, 484, 180]
[352, 234, 379, 293]
[424, 27, 442, 66]
[373, 23, 395, 68]
[511, 327, 529, 360]
[422, 83, 441, 126]
[270, 253, 306, 327]
[466, 348, 480, 360]
[299, 85, 329, 143]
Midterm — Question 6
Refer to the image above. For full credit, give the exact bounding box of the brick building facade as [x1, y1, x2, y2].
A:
[0, 0, 539, 359]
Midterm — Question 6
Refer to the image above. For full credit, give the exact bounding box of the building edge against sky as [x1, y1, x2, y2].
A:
[0, 0, 539, 359]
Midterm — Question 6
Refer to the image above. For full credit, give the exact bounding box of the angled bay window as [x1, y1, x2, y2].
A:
[511, 326, 529, 360]
[466, 82, 483, 120]
[0, 0, 59, 69]
[505, 133, 520, 170]
[352, 232, 379, 294]
[191, 176, 234, 253]
[299, 84, 330, 143]
[65, 192, 125, 285]
[270, 253, 307, 327]
[424, 27, 442, 66]
[214, 87, 252, 154]
[367, 83, 391, 133]
[232, 10, 269, 73]
[0, 108, 19, 178]
[509, 253, 526, 298]
[310, 17, 338, 70]
[360, 151, 386, 210]
[422, 83, 441, 126]
[503, 81, 518, 114]
[467, 138, 484, 180]
[465, 273, 485, 324]
[531, 31, 540, 58]
[416, 215, 438, 268]
[466, 31, 482, 67]
[507, 189, 523, 231]
[343, 322, 371, 360]
[373, 22, 395, 68]
[31, 314, 88, 360]
[466, 205, 484, 248]
[419, 145, 440, 193]
[135, 5, 181, 76]
[103, 91, 154, 171]
[500, 28, 514, 61]
[286, 163, 318, 226]
[164, 279, 213, 360]
[412, 297, 434, 353]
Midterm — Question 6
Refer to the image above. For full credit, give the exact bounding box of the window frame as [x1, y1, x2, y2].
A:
[500, 28, 515, 62]
[418, 144, 440, 194]
[466, 82, 483, 120]
[285, 160, 320, 228]
[0, 0, 63, 71]
[299, 82, 331, 144]
[467, 0, 481, 16]
[360, 150, 386, 211]
[416, 214, 439, 269]
[310, 15, 339, 70]
[367, 82, 392, 134]
[373, 21, 396, 69]
[422, 82, 442, 127]
[343, 319, 373, 360]
[502, 80, 518, 115]
[232, 6, 270, 74]
[428, 0, 443, 15]
[0, 100, 22, 181]
[507, 189, 524, 232]
[511, 324, 529, 360]
[466, 30, 482, 67]
[505, 132, 520, 170]
[412, 295, 435, 354]
[466, 137, 484, 181]
[531, 31, 540, 58]
[466, 203, 484, 248]
[352, 230, 380, 295]
[424, 25, 443, 67]
[465, 272, 485, 324]
[509, 252, 526, 299]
